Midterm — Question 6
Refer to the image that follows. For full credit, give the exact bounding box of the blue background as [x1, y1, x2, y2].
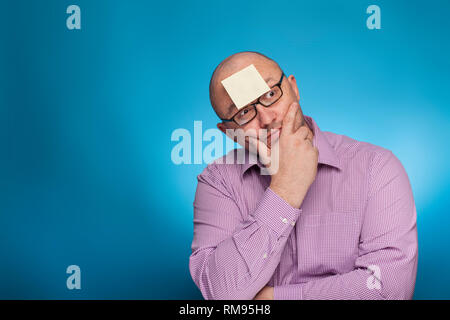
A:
[0, 0, 449, 299]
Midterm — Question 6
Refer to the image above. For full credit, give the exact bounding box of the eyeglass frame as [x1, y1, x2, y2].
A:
[219, 72, 285, 126]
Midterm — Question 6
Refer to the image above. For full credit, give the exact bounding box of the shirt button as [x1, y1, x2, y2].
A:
[263, 253, 268, 259]
[281, 218, 288, 224]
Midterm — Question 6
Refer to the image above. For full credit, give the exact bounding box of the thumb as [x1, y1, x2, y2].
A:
[282, 102, 299, 135]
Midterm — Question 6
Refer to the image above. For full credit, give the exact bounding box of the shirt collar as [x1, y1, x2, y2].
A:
[240, 115, 342, 176]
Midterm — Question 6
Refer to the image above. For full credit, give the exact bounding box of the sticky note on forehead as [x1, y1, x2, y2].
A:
[221, 64, 270, 110]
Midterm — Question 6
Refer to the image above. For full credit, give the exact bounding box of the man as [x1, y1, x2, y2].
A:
[189, 51, 418, 300]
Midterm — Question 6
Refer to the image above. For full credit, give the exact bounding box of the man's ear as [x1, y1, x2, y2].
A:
[217, 122, 239, 143]
[287, 75, 300, 101]
[217, 122, 227, 135]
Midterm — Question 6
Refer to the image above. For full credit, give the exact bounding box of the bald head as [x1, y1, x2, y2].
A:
[209, 51, 282, 119]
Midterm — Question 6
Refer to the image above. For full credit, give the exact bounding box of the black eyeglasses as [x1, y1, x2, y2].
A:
[220, 72, 285, 126]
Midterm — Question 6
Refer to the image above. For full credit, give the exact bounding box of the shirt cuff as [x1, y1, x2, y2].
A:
[273, 284, 302, 300]
[252, 187, 302, 238]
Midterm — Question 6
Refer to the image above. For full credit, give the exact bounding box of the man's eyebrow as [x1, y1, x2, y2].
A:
[264, 76, 276, 84]
[225, 76, 277, 116]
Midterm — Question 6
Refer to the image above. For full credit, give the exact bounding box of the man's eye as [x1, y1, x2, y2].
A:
[240, 109, 249, 116]
[266, 90, 275, 98]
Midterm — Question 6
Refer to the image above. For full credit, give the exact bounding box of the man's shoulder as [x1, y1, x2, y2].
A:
[322, 130, 394, 165]
[196, 149, 246, 186]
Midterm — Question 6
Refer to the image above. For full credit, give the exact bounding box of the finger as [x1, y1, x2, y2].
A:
[305, 127, 313, 142]
[296, 125, 309, 140]
[247, 136, 271, 165]
[249, 135, 280, 176]
[282, 102, 299, 135]
[304, 138, 313, 146]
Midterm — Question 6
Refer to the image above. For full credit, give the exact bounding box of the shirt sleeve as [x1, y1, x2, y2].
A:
[189, 164, 301, 300]
[273, 151, 418, 300]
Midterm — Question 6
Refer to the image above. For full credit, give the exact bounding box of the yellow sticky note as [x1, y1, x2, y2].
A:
[221, 64, 270, 110]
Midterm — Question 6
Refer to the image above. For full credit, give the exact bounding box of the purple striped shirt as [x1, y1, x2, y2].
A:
[189, 116, 418, 300]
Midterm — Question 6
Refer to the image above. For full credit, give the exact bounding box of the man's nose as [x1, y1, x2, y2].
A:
[255, 104, 277, 127]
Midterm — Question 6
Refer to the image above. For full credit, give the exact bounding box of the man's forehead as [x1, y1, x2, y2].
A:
[211, 54, 281, 115]
[219, 77, 278, 117]
[221, 64, 271, 110]
[218, 59, 276, 83]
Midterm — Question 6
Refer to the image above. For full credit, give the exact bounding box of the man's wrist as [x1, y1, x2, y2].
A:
[252, 188, 301, 238]
[269, 182, 307, 209]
